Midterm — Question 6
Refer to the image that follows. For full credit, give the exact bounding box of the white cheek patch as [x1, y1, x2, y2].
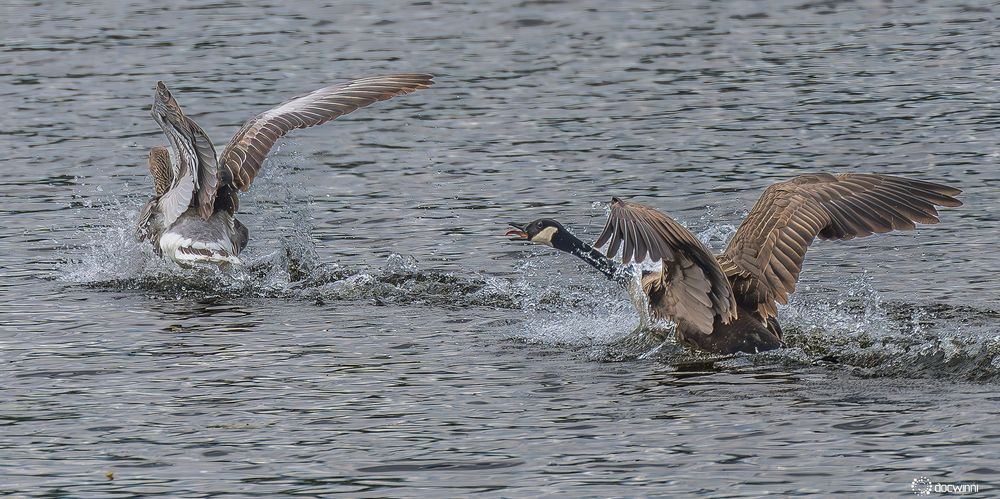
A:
[530, 226, 559, 247]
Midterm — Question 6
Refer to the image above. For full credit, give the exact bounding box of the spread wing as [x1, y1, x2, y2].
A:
[594, 197, 737, 335]
[218, 73, 434, 193]
[151, 81, 220, 223]
[719, 173, 962, 320]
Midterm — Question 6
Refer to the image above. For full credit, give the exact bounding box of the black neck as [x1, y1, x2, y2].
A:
[557, 231, 634, 287]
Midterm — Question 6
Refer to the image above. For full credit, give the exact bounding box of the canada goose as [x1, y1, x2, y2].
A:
[136, 74, 434, 265]
[506, 173, 962, 355]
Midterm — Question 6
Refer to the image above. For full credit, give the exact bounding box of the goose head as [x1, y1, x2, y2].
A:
[506, 219, 578, 252]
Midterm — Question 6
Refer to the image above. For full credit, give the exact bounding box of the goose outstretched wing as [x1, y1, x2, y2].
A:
[718, 173, 962, 320]
[218, 74, 434, 194]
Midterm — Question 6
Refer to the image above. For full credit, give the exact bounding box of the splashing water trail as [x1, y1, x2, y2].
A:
[60, 195, 1000, 382]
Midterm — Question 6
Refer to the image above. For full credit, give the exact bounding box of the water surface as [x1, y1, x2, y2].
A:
[2, 0, 999, 496]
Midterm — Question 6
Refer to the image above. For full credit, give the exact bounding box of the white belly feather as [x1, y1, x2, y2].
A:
[158, 212, 241, 265]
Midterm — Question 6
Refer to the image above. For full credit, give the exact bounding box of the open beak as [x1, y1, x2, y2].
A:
[505, 222, 529, 240]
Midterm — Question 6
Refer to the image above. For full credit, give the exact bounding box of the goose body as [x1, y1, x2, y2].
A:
[135, 74, 434, 265]
[507, 173, 962, 355]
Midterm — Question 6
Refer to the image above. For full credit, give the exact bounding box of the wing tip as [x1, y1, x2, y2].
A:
[939, 194, 963, 208]
[936, 184, 963, 197]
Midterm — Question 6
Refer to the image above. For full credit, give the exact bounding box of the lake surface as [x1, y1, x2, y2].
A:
[2, 0, 999, 496]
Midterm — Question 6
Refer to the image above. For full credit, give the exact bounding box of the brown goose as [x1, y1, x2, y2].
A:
[506, 173, 962, 355]
[136, 74, 434, 265]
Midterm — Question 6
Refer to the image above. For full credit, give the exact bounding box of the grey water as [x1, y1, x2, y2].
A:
[2, 0, 999, 496]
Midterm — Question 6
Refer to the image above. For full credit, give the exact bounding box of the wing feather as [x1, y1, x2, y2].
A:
[218, 74, 434, 192]
[151, 82, 220, 222]
[595, 197, 737, 335]
[721, 173, 962, 319]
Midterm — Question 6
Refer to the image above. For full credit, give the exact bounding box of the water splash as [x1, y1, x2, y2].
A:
[60, 195, 171, 285]
[696, 223, 738, 252]
[62, 201, 1000, 381]
[60, 152, 324, 297]
[780, 274, 1000, 380]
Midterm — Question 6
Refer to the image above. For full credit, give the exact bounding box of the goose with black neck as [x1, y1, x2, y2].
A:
[505, 173, 962, 355]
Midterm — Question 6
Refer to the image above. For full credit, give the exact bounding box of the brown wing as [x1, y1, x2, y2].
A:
[594, 197, 737, 335]
[151, 81, 220, 222]
[719, 173, 962, 320]
[219, 74, 434, 194]
[147, 146, 172, 197]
